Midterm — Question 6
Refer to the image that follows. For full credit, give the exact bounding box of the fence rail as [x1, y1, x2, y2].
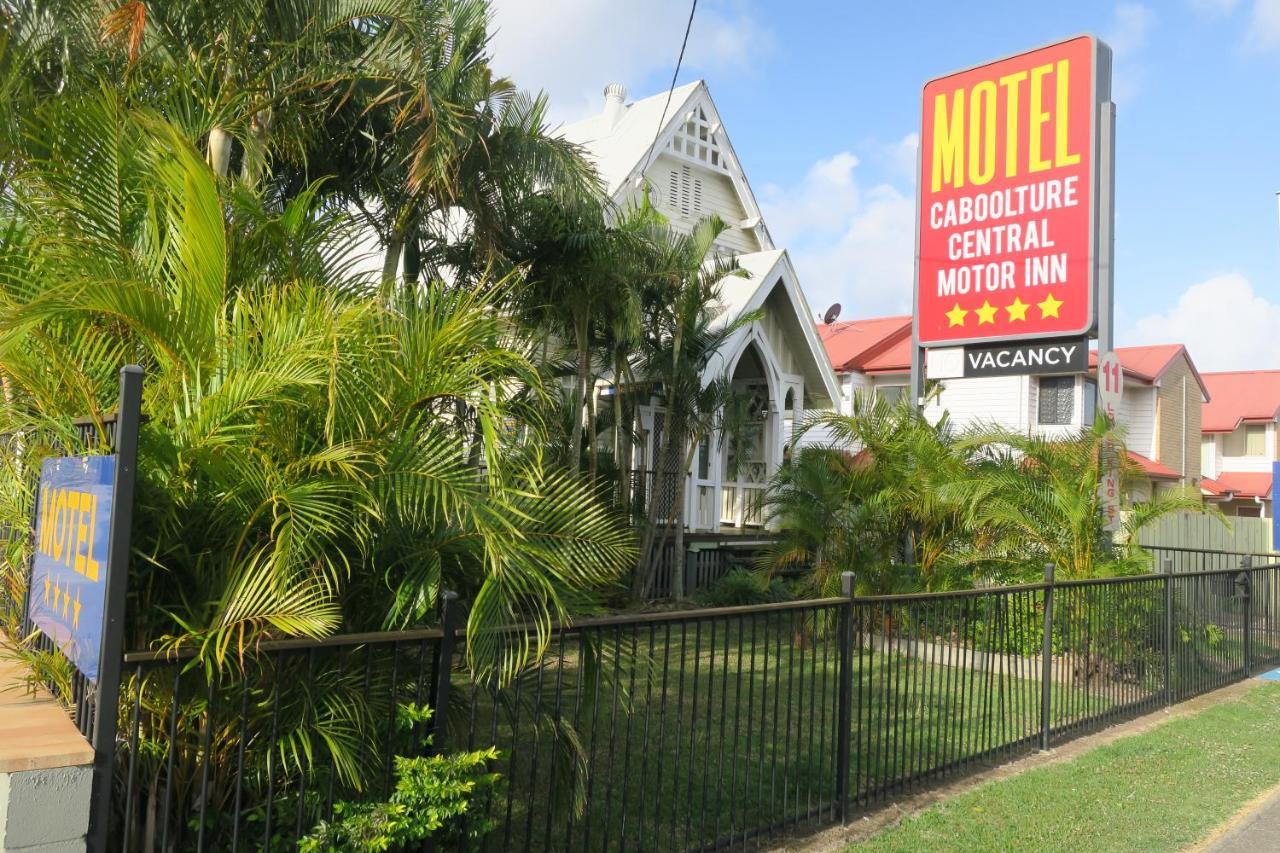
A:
[99, 550, 1280, 852]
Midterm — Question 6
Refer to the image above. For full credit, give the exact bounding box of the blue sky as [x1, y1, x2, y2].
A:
[490, 0, 1280, 370]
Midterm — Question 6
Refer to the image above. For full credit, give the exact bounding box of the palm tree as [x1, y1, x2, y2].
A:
[0, 90, 634, 684]
[767, 394, 974, 594]
[630, 214, 753, 599]
[947, 416, 1211, 579]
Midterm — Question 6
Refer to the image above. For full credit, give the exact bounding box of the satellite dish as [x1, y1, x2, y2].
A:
[822, 303, 842, 325]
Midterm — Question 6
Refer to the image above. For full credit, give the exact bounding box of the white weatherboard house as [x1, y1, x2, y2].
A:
[560, 82, 842, 531]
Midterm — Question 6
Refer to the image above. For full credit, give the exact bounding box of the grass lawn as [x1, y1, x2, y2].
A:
[854, 682, 1280, 853]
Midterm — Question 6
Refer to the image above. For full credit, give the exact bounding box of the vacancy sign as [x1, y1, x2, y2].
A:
[917, 36, 1111, 346]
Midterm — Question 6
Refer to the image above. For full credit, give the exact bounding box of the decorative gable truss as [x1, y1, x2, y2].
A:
[624, 86, 774, 253]
[667, 105, 732, 175]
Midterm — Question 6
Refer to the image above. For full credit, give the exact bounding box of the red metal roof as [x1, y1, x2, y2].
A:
[1127, 451, 1180, 480]
[1200, 476, 1231, 497]
[1209, 472, 1273, 499]
[1201, 370, 1280, 433]
[818, 316, 911, 373]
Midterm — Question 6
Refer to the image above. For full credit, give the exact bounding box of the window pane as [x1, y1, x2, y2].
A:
[1225, 428, 1244, 457]
[1038, 376, 1075, 425]
[1247, 425, 1267, 456]
[877, 385, 904, 406]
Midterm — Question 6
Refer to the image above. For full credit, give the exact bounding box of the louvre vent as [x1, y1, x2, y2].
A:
[667, 164, 702, 219]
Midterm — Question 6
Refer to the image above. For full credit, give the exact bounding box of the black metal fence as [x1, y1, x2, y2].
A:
[102, 550, 1280, 851]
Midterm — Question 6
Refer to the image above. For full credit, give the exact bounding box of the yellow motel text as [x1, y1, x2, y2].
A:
[931, 58, 1081, 192]
[38, 488, 102, 582]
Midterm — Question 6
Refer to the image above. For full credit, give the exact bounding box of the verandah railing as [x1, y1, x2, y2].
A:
[103, 552, 1280, 851]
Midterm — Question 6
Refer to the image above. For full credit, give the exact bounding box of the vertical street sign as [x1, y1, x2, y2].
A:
[29, 455, 118, 681]
[911, 34, 1114, 402]
[1097, 349, 1123, 420]
[1096, 349, 1123, 531]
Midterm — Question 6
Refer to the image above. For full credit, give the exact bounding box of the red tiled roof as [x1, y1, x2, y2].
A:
[1128, 451, 1180, 480]
[818, 316, 911, 373]
[1211, 472, 1273, 499]
[1201, 370, 1280, 433]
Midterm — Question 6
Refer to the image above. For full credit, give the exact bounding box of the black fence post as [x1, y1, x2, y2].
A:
[1039, 563, 1055, 752]
[1239, 556, 1253, 676]
[835, 571, 856, 823]
[87, 365, 143, 853]
[431, 590, 460, 754]
[1164, 558, 1174, 706]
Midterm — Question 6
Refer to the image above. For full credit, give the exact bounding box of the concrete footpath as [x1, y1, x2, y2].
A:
[1201, 785, 1280, 853]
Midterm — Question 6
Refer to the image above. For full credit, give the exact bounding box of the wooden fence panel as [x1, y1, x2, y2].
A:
[1137, 512, 1273, 552]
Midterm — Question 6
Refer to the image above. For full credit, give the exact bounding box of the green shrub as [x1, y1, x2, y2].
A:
[698, 569, 793, 607]
[301, 704, 500, 852]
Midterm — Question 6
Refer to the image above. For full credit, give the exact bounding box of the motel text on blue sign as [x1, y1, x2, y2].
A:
[28, 455, 117, 681]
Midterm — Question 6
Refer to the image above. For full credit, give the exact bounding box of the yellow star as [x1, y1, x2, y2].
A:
[1006, 297, 1030, 322]
[43, 575, 51, 604]
[1038, 293, 1064, 319]
[975, 300, 998, 325]
[72, 591, 81, 630]
[52, 581, 61, 612]
[945, 303, 968, 327]
[62, 587, 71, 621]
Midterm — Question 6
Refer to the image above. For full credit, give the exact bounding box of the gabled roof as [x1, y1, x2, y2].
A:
[1201, 370, 1280, 433]
[818, 316, 912, 373]
[706, 250, 841, 408]
[560, 81, 703, 196]
[1087, 345, 1209, 401]
[558, 81, 772, 248]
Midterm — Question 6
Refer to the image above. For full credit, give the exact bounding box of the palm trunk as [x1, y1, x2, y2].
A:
[207, 126, 233, 177]
[404, 234, 422, 284]
[647, 428, 698, 597]
[613, 359, 626, 506]
[569, 313, 589, 473]
[382, 233, 404, 285]
[587, 370, 599, 480]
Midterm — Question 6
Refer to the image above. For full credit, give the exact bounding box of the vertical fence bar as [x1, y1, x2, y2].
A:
[431, 591, 460, 754]
[1164, 559, 1174, 706]
[88, 364, 143, 853]
[835, 571, 855, 823]
[1040, 563, 1055, 751]
[1241, 556, 1253, 676]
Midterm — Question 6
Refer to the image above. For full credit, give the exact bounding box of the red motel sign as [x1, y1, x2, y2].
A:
[916, 36, 1112, 347]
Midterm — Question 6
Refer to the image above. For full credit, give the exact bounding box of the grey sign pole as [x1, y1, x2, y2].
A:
[1096, 100, 1116, 357]
[910, 142, 924, 408]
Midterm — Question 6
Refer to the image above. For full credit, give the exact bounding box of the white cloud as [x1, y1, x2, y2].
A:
[760, 144, 917, 319]
[1187, 0, 1240, 14]
[1124, 274, 1280, 370]
[488, 0, 770, 122]
[1247, 0, 1280, 49]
